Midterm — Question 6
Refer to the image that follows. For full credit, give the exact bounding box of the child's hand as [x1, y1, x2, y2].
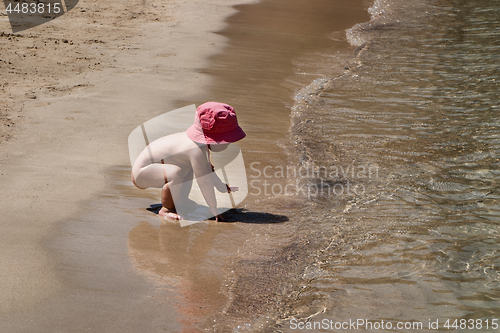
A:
[226, 184, 238, 193]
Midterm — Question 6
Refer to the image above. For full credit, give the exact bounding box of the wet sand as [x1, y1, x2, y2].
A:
[0, 0, 369, 331]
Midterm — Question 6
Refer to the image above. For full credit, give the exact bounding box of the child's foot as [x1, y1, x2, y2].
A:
[158, 207, 182, 220]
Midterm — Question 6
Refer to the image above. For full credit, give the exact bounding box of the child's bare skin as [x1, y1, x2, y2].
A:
[131, 102, 245, 222]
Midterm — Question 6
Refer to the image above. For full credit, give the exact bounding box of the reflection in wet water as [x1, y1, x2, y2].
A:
[127, 205, 291, 331]
[128, 221, 226, 330]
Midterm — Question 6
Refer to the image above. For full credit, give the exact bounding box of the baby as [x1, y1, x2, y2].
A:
[131, 102, 246, 221]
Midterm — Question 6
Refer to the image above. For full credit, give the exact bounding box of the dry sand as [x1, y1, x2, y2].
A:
[0, 0, 369, 331]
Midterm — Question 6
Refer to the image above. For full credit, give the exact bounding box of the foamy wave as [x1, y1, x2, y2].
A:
[368, 0, 393, 19]
[345, 23, 366, 47]
[346, 0, 395, 47]
[293, 78, 330, 110]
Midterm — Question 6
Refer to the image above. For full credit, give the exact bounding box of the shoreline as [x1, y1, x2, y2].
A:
[0, 0, 371, 331]
[172, 0, 371, 330]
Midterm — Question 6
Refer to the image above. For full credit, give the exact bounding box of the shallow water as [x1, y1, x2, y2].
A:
[280, 0, 500, 329]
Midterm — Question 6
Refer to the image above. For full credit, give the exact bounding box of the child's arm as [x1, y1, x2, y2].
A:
[191, 151, 224, 217]
[211, 171, 228, 193]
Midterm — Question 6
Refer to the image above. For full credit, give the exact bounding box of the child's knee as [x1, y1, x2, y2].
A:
[131, 171, 146, 189]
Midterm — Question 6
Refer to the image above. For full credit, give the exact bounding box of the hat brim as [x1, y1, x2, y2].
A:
[186, 124, 246, 144]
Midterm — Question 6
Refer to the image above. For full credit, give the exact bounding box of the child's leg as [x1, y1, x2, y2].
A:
[159, 182, 181, 219]
[161, 182, 175, 211]
[132, 164, 167, 189]
[160, 169, 198, 220]
[158, 164, 189, 220]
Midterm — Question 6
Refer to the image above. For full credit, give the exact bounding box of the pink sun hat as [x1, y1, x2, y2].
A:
[186, 102, 246, 144]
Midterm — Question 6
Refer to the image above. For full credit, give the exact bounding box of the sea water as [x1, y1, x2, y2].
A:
[279, 0, 500, 329]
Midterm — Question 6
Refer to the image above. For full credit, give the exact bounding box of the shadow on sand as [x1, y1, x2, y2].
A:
[147, 204, 289, 224]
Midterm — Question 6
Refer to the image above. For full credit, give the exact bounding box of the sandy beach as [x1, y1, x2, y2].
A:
[0, 0, 369, 331]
